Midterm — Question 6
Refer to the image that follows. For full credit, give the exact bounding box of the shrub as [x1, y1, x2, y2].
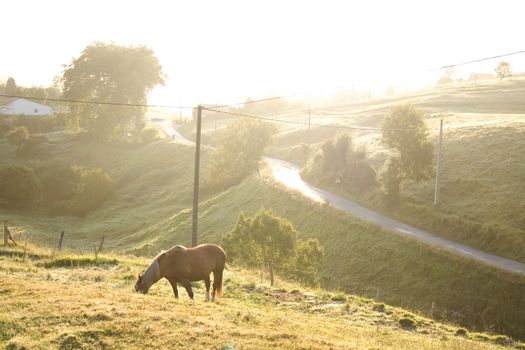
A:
[0, 164, 42, 207]
[34, 159, 79, 203]
[346, 159, 377, 191]
[15, 134, 48, 158]
[223, 210, 323, 286]
[455, 328, 467, 337]
[378, 154, 402, 204]
[373, 302, 386, 313]
[6, 126, 29, 148]
[141, 127, 160, 144]
[399, 317, 416, 330]
[72, 168, 115, 215]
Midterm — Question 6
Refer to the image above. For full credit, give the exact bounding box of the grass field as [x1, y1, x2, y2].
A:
[266, 78, 525, 263]
[1, 244, 522, 350]
[1, 77, 525, 344]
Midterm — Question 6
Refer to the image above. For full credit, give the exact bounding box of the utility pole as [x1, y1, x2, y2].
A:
[433, 119, 443, 206]
[192, 105, 203, 247]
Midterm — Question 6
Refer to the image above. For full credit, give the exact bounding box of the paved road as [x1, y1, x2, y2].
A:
[149, 119, 194, 146]
[155, 122, 525, 276]
[265, 157, 525, 276]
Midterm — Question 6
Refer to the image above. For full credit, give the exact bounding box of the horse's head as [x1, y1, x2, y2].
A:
[134, 272, 148, 294]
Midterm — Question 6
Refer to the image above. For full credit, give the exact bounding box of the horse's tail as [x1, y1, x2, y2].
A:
[213, 267, 224, 298]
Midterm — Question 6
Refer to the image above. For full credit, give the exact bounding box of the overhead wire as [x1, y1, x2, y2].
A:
[0, 93, 194, 110]
[427, 49, 525, 71]
[206, 50, 525, 110]
[0, 50, 525, 119]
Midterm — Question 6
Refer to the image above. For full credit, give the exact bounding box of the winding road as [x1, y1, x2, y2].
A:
[153, 119, 525, 276]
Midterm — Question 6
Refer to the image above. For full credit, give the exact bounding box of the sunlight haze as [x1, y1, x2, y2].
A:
[2, 0, 524, 106]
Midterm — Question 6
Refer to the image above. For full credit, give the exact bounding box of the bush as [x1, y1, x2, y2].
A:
[15, 134, 48, 158]
[34, 159, 79, 203]
[378, 154, 402, 204]
[223, 210, 323, 286]
[0, 164, 42, 207]
[345, 159, 377, 191]
[15, 115, 58, 133]
[72, 168, 115, 215]
[455, 328, 467, 337]
[6, 126, 29, 148]
[140, 127, 160, 144]
[399, 317, 416, 330]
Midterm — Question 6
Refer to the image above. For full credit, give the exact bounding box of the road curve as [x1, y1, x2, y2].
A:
[265, 157, 525, 276]
[153, 121, 525, 276]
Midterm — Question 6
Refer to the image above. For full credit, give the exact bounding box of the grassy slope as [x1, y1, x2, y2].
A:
[268, 78, 525, 263]
[1, 244, 521, 350]
[1, 92, 525, 341]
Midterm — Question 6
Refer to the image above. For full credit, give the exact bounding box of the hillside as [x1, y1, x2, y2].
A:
[2, 78, 525, 342]
[265, 78, 525, 263]
[1, 134, 525, 341]
[1, 244, 522, 350]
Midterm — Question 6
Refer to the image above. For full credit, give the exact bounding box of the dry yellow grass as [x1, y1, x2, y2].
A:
[0, 245, 519, 349]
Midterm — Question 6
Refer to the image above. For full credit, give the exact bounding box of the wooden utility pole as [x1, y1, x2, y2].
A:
[191, 105, 203, 247]
[433, 119, 443, 206]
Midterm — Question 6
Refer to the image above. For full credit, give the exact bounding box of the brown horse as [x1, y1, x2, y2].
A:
[135, 244, 226, 301]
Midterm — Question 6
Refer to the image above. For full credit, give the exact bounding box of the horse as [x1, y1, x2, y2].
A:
[134, 244, 226, 301]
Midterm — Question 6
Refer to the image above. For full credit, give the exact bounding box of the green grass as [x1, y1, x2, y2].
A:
[0, 244, 522, 349]
[2, 77, 525, 343]
[1, 130, 525, 340]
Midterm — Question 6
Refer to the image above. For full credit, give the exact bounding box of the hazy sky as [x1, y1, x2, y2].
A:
[2, 0, 524, 106]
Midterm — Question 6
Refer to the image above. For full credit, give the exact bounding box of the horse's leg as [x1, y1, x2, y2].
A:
[211, 268, 223, 302]
[182, 281, 194, 300]
[204, 275, 211, 302]
[168, 278, 179, 299]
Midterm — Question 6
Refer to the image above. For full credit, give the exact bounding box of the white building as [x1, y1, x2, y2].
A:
[0, 98, 53, 116]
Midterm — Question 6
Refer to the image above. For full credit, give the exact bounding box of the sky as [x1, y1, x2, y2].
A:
[1, 0, 524, 107]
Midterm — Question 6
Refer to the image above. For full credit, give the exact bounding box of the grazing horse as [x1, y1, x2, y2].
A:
[135, 244, 226, 301]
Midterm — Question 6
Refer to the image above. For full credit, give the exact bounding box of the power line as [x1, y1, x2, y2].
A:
[203, 106, 414, 131]
[204, 106, 523, 132]
[428, 50, 525, 71]
[202, 50, 525, 110]
[0, 93, 194, 110]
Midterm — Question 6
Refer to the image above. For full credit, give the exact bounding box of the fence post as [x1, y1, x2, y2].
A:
[58, 231, 65, 251]
[94, 242, 98, 262]
[97, 235, 105, 254]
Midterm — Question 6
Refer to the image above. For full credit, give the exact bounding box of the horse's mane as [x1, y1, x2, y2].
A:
[140, 245, 189, 291]
[165, 245, 187, 257]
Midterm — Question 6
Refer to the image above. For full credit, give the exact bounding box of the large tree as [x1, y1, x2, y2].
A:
[380, 104, 433, 202]
[58, 43, 165, 141]
[204, 119, 276, 189]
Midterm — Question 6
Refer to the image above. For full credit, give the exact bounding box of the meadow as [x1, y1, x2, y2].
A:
[1, 244, 522, 349]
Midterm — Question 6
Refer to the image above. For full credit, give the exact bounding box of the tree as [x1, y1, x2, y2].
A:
[204, 119, 276, 190]
[495, 61, 512, 80]
[58, 42, 165, 141]
[222, 209, 323, 286]
[0, 165, 42, 207]
[5, 77, 17, 95]
[381, 104, 433, 202]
